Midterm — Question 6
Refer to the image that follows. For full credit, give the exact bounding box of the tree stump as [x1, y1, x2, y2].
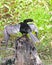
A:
[0, 35, 43, 65]
[15, 48, 35, 65]
[14, 35, 41, 65]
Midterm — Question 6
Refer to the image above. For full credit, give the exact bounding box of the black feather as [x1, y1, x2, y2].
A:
[23, 19, 33, 23]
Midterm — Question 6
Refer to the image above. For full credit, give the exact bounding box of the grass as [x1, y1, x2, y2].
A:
[0, 0, 52, 65]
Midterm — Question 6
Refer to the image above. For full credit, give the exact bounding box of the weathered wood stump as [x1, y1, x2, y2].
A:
[15, 46, 35, 65]
[0, 35, 43, 65]
[15, 35, 43, 65]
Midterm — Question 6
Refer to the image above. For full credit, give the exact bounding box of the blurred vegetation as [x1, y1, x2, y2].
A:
[0, 0, 52, 65]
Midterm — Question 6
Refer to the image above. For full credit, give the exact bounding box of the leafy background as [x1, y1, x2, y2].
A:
[0, 0, 52, 65]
